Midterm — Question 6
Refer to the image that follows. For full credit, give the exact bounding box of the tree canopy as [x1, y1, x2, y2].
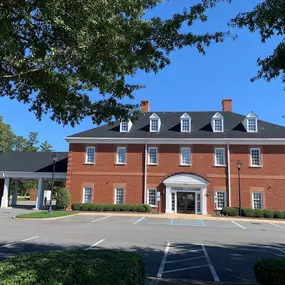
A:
[0, 116, 14, 153]
[0, 0, 227, 126]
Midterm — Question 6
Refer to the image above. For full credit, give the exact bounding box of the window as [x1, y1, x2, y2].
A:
[197, 193, 201, 213]
[148, 189, 157, 207]
[250, 148, 261, 167]
[150, 119, 159, 132]
[115, 188, 124, 204]
[120, 121, 128, 132]
[252, 192, 263, 209]
[214, 119, 223, 132]
[181, 147, 191, 165]
[215, 148, 225, 166]
[117, 147, 126, 164]
[247, 118, 257, 132]
[85, 147, 95, 164]
[215, 191, 226, 209]
[171, 193, 175, 212]
[148, 147, 158, 164]
[180, 113, 191, 132]
[83, 187, 92, 203]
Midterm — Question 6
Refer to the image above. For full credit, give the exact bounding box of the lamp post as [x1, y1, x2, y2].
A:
[236, 160, 242, 216]
[48, 153, 58, 213]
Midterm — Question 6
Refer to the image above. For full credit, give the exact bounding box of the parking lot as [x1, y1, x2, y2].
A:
[1, 210, 285, 284]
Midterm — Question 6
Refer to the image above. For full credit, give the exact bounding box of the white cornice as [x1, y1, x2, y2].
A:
[0, 171, 66, 179]
[64, 137, 285, 145]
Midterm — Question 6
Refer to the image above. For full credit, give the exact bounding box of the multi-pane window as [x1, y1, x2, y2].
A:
[150, 119, 159, 132]
[83, 187, 92, 203]
[171, 193, 175, 212]
[197, 193, 201, 213]
[86, 147, 95, 163]
[250, 148, 261, 166]
[181, 119, 190, 132]
[117, 147, 126, 164]
[120, 121, 128, 132]
[214, 119, 223, 132]
[252, 192, 263, 209]
[247, 118, 257, 132]
[115, 188, 124, 204]
[215, 148, 225, 166]
[181, 147, 191, 165]
[148, 189, 157, 207]
[148, 147, 158, 164]
[215, 191, 226, 209]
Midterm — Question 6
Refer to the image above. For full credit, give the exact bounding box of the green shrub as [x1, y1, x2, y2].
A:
[55, 187, 71, 210]
[254, 259, 285, 285]
[242, 208, 255, 217]
[143, 204, 152, 212]
[254, 209, 264, 218]
[274, 210, 284, 219]
[80, 203, 90, 211]
[103, 204, 114, 211]
[264, 210, 274, 218]
[136, 205, 146, 212]
[0, 249, 145, 285]
[284, 211, 285, 219]
[113, 204, 124, 211]
[71, 203, 82, 211]
[221, 207, 239, 216]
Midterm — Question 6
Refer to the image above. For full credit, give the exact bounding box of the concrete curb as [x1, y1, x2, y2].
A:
[14, 213, 80, 220]
[77, 212, 285, 224]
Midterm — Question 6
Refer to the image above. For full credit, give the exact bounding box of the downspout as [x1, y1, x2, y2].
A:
[227, 142, 231, 207]
[144, 141, 147, 204]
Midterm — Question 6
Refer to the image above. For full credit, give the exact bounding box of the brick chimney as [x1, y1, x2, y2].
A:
[222, 99, 232, 112]
[141, 100, 150, 112]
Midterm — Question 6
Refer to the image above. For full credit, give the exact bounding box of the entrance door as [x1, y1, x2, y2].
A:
[177, 192, 195, 214]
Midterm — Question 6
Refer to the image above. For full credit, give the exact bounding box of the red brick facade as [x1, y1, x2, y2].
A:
[66, 142, 285, 214]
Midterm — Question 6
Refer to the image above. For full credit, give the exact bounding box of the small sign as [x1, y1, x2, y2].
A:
[157, 192, 161, 202]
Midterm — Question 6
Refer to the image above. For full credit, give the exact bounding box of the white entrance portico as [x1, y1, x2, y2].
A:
[164, 173, 208, 215]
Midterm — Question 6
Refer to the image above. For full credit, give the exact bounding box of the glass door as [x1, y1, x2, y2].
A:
[177, 192, 195, 214]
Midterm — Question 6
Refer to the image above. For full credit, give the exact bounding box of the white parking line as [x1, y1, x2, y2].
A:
[85, 239, 105, 250]
[133, 217, 145, 224]
[91, 216, 111, 223]
[168, 249, 203, 255]
[232, 221, 246, 229]
[201, 244, 220, 282]
[270, 223, 285, 229]
[165, 256, 205, 264]
[1, 236, 39, 248]
[163, 264, 208, 274]
[157, 242, 171, 278]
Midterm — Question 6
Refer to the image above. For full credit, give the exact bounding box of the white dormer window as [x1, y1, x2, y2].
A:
[212, 112, 224, 132]
[149, 113, 161, 132]
[180, 113, 191, 132]
[243, 112, 258, 132]
[120, 121, 132, 132]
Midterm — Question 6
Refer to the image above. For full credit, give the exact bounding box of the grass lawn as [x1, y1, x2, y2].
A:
[17, 197, 30, 201]
[0, 249, 145, 285]
[16, 211, 78, 219]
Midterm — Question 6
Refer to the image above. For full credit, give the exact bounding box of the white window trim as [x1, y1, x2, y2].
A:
[180, 114, 191, 133]
[150, 118, 159, 132]
[148, 147, 158, 165]
[82, 186, 92, 203]
[85, 146, 95, 164]
[252, 192, 263, 209]
[247, 118, 257, 132]
[215, 191, 226, 210]
[180, 147, 191, 165]
[214, 148, 226, 166]
[116, 146, 127, 164]
[213, 119, 224, 132]
[120, 121, 128, 133]
[115, 188, 124, 204]
[147, 188, 158, 207]
[250, 148, 262, 167]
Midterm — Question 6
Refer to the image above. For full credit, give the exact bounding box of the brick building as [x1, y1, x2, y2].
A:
[64, 99, 285, 214]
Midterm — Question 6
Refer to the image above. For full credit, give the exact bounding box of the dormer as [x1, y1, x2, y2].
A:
[120, 120, 132, 132]
[149, 113, 161, 132]
[211, 112, 224, 132]
[243, 112, 258, 132]
[180, 113, 191, 132]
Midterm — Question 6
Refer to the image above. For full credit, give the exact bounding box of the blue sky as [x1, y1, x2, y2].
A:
[1, 0, 284, 151]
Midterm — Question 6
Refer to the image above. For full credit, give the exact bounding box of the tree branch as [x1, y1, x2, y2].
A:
[1, 68, 45, 78]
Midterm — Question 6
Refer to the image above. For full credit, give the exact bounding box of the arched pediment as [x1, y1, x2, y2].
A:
[163, 173, 208, 186]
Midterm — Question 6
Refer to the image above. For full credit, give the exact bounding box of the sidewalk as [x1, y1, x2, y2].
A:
[78, 211, 285, 224]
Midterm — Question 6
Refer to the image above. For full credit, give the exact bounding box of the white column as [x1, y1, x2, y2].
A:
[202, 187, 207, 215]
[11, 180, 18, 206]
[1, 177, 10, 208]
[165, 186, 171, 213]
[35, 178, 44, 210]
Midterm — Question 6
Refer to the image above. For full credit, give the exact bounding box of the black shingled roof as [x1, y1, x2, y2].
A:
[69, 111, 285, 139]
[0, 152, 68, 172]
